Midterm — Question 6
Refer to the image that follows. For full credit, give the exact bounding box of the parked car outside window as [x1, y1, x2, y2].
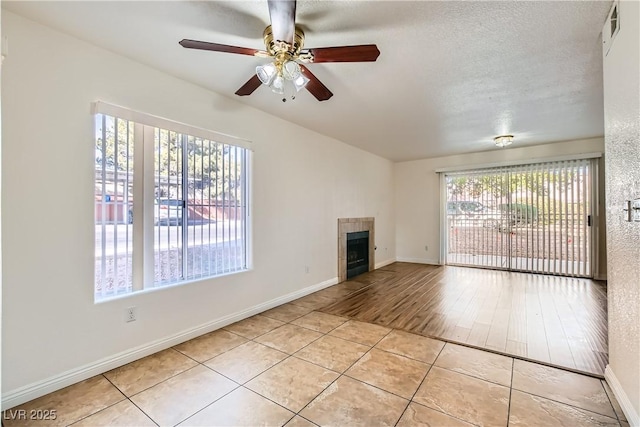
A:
[126, 199, 184, 225]
[447, 200, 537, 231]
[446, 201, 485, 216]
[155, 199, 183, 225]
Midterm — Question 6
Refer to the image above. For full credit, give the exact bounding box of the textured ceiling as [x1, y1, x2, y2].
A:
[3, 1, 611, 161]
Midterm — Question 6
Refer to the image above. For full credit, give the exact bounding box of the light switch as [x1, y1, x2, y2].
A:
[624, 199, 640, 222]
[632, 199, 640, 222]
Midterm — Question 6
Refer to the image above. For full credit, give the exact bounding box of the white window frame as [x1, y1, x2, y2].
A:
[93, 102, 252, 302]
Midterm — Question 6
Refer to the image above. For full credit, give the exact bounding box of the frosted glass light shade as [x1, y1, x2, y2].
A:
[271, 75, 285, 94]
[256, 63, 277, 85]
[293, 74, 310, 92]
[282, 61, 301, 80]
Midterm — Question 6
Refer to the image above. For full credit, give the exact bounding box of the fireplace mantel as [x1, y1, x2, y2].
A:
[338, 217, 375, 283]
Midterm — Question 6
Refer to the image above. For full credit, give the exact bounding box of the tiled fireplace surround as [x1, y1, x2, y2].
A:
[338, 217, 375, 283]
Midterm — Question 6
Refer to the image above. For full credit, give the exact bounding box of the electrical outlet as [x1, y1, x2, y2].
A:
[425, 245, 429, 252]
[304, 265, 310, 274]
[125, 306, 137, 323]
[1, 36, 8, 63]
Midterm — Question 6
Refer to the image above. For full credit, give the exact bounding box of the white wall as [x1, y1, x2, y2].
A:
[0, 11, 395, 403]
[602, 0, 640, 423]
[394, 138, 606, 274]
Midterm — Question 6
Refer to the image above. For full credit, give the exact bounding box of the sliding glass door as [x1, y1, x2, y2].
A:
[443, 159, 594, 277]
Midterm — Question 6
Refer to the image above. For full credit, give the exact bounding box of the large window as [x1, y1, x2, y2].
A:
[441, 158, 595, 277]
[94, 105, 251, 301]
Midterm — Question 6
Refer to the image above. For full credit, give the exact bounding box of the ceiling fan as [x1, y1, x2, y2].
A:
[179, 0, 380, 102]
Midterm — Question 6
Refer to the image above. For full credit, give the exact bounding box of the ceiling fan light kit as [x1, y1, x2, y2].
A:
[494, 135, 514, 147]
[256, 25, 309, 101]
[178, 0, 380, 102]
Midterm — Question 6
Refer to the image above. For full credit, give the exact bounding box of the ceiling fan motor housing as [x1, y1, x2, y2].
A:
[263, 25, 305, 58]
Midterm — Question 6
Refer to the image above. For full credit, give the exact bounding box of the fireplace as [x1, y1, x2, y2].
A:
[346, 231, 370, 279]
[338, 217, 374, 282]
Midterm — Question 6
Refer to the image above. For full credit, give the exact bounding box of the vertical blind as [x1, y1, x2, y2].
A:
[443, 159, 594, 277]
[95, 114, 135, 296]
[152, 129, 249, 285]
[94, 105, 251, 301]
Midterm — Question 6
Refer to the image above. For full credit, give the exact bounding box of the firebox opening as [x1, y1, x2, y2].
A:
[346, 231, 369, 279]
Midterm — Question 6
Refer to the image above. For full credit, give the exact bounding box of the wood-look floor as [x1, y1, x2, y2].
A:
[319, 263, 608, 376]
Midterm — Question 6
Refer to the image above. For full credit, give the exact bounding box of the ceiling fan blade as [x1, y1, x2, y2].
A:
[268, 0, 296, 44]
[179, 39, 261, 56]
[235, 75, 262, 96]
[300, 65, 333, 101]
[307, 45, 381, 63]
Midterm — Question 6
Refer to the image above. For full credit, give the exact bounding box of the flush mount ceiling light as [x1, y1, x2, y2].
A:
[494, 135, 514, 147]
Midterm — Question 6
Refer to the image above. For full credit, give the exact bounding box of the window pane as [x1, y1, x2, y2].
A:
[95, 114, 134, 299]
[154, 128, 183, 285]
[184, 138, 248, 280]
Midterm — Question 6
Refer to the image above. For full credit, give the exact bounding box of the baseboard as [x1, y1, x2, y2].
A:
[605, 365, 640, 426]
[396, 257, 440, 265]
[1, 276, 338, 409]
[595, 273, 608, 281]
[374, 258, 396, 269]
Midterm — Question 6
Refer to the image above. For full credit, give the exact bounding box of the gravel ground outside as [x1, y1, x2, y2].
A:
[95, 241, 245, 298]
[448, 223, 589, 262]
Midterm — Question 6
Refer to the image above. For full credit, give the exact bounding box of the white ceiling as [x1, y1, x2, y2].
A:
[3, 1, 611, 161]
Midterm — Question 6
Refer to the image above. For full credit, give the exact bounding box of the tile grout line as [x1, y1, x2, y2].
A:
[340, 340, 433, 403]
[510, 362, 621, 420]
[288, 311, 350, 335]
[99, 374, 160, 427]
[237, 325, 338, 424]
[173, 338, 293, 427]
[172, 381, 241, 426]
[293, 327, 396, 423]
[601, 379, 624, 423]
[599, 379, 623, 423]
[103, 340, 248, 427]
[133, 362, 239, 426]
[62, 374, 128, 427]
[249, 323, 327, 357]
[230, 321, 341, 422]
[506, 357, 515, 426]
[393, 344, 441, 427]
[509, 387, 622, 421]
[224, 323, 287, 341]
[431, 360, 514, 389]
[331, 325, 476, 426]
[172, 329, 250, 364]
[396, 341, 483, 427]
[218, 312, 345, 391]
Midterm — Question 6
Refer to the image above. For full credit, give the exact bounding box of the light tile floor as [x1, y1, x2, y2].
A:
[3, 304, 629, 427]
